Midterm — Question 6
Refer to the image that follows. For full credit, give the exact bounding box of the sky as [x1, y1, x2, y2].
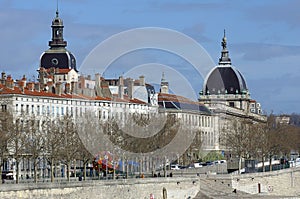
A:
[0, 0, 299, 114]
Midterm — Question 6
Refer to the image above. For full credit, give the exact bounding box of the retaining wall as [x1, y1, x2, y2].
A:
[0, 177, 200, 199]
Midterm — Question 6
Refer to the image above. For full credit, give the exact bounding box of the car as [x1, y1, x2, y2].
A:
[170, 165, 180, 170]
[193, 163, 202, 168]
[214, 160, 227, 164]
[206, 161, 213, 166]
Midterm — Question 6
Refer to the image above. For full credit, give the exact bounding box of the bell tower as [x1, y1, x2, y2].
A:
[39, 7, 77, 71]
[160, 72, 169, 94]
[49, 9, 67, 49]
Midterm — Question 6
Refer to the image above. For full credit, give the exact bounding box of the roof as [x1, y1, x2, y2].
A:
[203, 65, 248, 95]
[158, 93, 210, 114]
[0, 82, 148, 105]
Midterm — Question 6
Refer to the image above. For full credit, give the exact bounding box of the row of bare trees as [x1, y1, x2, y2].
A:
[222, 114, 300, 173]
[0, 110, 93, 183]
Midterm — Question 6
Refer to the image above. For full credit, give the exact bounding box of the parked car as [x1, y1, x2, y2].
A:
[193, 162, 203, 168]
[206, 161, 213, 166]
[1, 171, 14, 180]
[170, 165, 180, 170]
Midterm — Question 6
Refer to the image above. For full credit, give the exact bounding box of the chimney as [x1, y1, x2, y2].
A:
[118, 76, 124, 99]
[65, 83, 71, 94]
[5, 75, 14, 89]
[139, 75, 145, 86]
[95, 73, 102, 97]
[46, 81, 53, 93]
[21, 75, 27, 88]
[128, 78, 134, 99]
[55, 82, 62, 95]
[27, 82, 34, 91]
[1, 72, 6, 85]
[34, 82, 40, 92]
[71, 81, 77, 94]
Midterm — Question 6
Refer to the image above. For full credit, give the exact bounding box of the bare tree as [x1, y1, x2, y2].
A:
[23, 116, 46, 183]
[76, 141, 93, 181]
[0, 110, 13, 183]
[221, 118, 253, 174]
[44, 118, 63, 182]
[57, 115, 81, 181]
[9, 115, 28, 183]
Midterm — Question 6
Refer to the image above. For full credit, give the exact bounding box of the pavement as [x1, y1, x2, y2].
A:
[193, 178, 298, 199]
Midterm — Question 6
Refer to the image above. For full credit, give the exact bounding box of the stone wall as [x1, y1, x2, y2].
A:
[0, 177, 200, 199]
[205, 166, 300, 197]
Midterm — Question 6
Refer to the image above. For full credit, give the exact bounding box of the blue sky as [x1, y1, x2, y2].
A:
[0, 0, 299, 114]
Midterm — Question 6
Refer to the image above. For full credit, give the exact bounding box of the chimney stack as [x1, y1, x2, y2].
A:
[118, 76, 124, 99]
[55, 82, 62, 95]
[1, 72, 6, 85]
[6, 75, 14, 89]
[35, 82, 41, 92]
[27, 82, 34, 91]
[71, 81, 77, 94]
[128, 78, 134, 99]
[139, 75, 145, 86]
[65, 83, 71, 94]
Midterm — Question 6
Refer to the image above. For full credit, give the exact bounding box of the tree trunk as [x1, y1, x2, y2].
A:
[74, 160, 76, 179]
[262, 156, 265, 172]
[34, 158, 38, 183]
[126, 159, 128, 179]
[16, 159, 19, 184]
[269, 156, 272, 172]
[83, 162, 87, 181]
[238, 156, 242, 174]
[67, 161, 71, 182]
[51, 158, 54, 183]
[0, 158, 3, 183]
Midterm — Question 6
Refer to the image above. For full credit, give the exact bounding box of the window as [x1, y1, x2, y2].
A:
[229, 102, 234, 107]
[37, 105, 40, 115]
[26, 105, 29, 114]
[1, 104, 7, 112]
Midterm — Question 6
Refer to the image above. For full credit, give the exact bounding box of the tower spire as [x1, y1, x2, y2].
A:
[56, 0, 59, 18]
[218, 29, 231, 65]
[160, 72, 169, 94]
[49, 3, 67, 49]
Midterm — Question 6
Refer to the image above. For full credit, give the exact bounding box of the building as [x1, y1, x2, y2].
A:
[0, 11, 265, 178]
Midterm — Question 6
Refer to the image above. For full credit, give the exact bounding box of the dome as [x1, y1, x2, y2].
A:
[203, 65, 247, 95]
[40, 50, 77, 71]
[202, 30, 248, 95]
[52, 11, 63, 26]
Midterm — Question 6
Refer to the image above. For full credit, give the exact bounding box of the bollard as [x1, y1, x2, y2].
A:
[258, 183, 261, 193]
[163, 187, 167, 199]
[150, 193, 154, 199]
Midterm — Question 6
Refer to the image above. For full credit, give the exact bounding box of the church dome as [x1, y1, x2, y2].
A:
[203, 65, 247, 95]
[203, 31, 248, 95]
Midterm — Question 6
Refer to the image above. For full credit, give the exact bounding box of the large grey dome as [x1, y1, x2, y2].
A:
[203, 65, 247, 95]
[203, 31, 247, 95]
